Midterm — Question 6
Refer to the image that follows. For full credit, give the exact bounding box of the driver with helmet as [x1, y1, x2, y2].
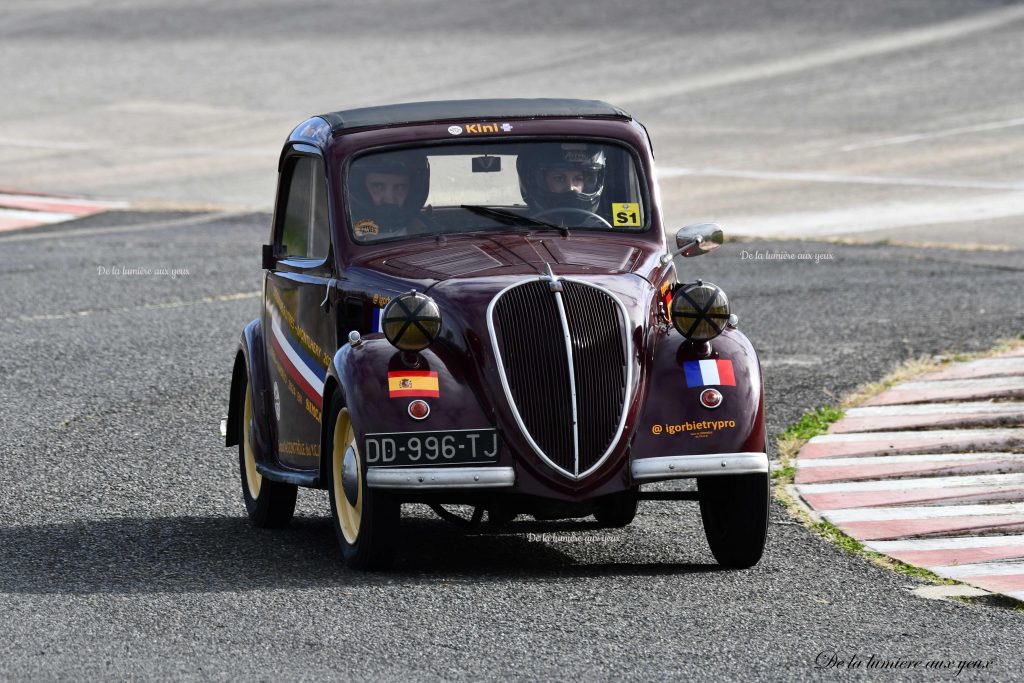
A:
[517, 144, 606, 215]
[349, 151, 431, 239]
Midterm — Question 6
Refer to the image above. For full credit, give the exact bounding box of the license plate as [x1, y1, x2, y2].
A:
[364, 428, 500, 467]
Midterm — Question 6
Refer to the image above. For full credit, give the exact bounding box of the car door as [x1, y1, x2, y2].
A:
[263, 149, 336, 470]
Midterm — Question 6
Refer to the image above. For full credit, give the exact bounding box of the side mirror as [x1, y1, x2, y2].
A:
[676, 223, 724, 257]
[661, 223, 724, 264]
[262, 244, 276, 270]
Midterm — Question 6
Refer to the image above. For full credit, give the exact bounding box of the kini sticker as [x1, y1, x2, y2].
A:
[459, 122, 513, 134]
[683, 359, 736, 388]
[388, 371, 440, 398]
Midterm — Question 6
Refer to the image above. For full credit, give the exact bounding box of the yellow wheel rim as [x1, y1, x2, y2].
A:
[243, 383, 262, 498]
[333, 408, 362, 545]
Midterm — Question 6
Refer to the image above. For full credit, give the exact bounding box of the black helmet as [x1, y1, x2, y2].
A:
[517, 144, 606, 212]
[349, 151, 430, 231]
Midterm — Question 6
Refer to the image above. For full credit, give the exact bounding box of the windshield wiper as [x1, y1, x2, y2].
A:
[459, 205, 569, 236]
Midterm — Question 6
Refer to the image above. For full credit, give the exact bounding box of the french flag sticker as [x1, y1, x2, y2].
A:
[370, 306, 383, 333]
[684, 359, 736, 387]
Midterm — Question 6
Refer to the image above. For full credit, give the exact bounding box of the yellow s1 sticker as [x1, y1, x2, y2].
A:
[612, 203, 641, 227]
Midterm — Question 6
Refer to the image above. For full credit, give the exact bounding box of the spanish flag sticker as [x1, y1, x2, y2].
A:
[388, 370, 440, 398]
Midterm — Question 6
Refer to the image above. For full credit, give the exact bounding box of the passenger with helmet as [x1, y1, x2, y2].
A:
[517, 144, 606, 216]
[349, 151, 431, 239]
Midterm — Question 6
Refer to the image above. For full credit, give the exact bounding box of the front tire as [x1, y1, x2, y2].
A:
[239, 379, 297, 528]
[326, 394, 399, 570]
[697, 473, 769, 568]
[593, 488, 638, 527]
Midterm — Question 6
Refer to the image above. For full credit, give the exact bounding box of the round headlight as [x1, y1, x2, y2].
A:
[381, 291, 442, 352]
[670, 280, 730, 342]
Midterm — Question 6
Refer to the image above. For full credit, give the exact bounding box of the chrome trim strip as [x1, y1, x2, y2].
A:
[366, 466, 515, 489]
[571, 278, 634, 480]
[551, 287, 581, 476]
[486, 280, 563, 476]
[631, 452, 769, 480]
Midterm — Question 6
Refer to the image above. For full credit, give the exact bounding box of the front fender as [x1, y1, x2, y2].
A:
[225, 318, 276, 466]
[322, 338, 500, 476]
[630, 326, 766, 477]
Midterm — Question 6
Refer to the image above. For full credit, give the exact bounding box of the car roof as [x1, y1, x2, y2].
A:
[318, 98, 631, 133]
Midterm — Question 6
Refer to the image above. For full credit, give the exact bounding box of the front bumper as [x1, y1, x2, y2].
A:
[631, 452, 768, 481]
[367, 466, 516, 490]
[365, 453, 766, 491]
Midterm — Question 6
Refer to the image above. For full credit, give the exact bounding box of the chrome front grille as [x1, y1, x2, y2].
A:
[488, 277, 631, 479]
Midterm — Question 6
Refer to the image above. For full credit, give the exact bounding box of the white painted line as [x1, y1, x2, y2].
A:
[913, 585, 992, 601]
[894, 377, 1024, 391]
[0, 192, 127, 209]
[0, 211, 247, 243]
[808, 429, 1022, 444]
[845, 402, 1024, 417]
[841, 117, 1024, 152]
[931, 561, 1024, 579]
[933, 357, 1024, 367]
[797, 452, 1024, 468]
[865, 535, 1024, 553]
[797, 473, 1024, 493]
[614, 5, 1024, 105]
[656, 167, 1024, 192]
[0, 208, 77, 224]
[825, 502, 1024, 523]
[0, 137, 276, 158]
[786, 484, 823, 524]
[760, 356, 823, 367]
[717, 193, 1024, 237]
[1, 292, 259, 324]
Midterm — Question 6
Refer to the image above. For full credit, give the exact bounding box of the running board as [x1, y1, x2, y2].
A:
[256, 462, 319, 488]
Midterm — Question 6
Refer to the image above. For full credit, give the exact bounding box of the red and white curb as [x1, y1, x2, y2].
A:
[0, 191, 126, 232]
[794, 347, 1024, 602]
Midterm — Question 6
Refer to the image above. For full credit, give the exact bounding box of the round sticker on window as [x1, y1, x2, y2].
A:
[447, 125, 463, 136]
[354, 219, 380, 236]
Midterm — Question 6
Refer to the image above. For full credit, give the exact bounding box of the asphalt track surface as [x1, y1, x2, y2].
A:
[0, 210, 1021, 680]
[2, 0, 1024, 679]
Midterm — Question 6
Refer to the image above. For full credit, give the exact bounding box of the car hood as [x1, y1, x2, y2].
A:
[358, 232, 646, 281]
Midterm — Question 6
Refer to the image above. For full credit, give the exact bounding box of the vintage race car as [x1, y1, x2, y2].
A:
[224, 99, 768, 570]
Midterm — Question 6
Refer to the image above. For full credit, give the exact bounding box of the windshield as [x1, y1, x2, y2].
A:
[344, 140, 647, 243]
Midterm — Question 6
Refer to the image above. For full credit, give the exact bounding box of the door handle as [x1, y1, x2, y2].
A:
[321, 279, 337, 310]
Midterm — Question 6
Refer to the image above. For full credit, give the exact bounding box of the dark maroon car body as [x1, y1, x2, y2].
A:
[225, 99, 768, 568]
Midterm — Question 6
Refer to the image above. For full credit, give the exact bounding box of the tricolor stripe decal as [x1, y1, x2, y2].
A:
[683, 359, 736, 387]
[371, 306, 383, 333]
[268, 307, 325, 408]
[388, 370, 440, 398]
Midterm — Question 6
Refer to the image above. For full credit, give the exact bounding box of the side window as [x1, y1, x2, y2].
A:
[278, 156, 330, 261]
